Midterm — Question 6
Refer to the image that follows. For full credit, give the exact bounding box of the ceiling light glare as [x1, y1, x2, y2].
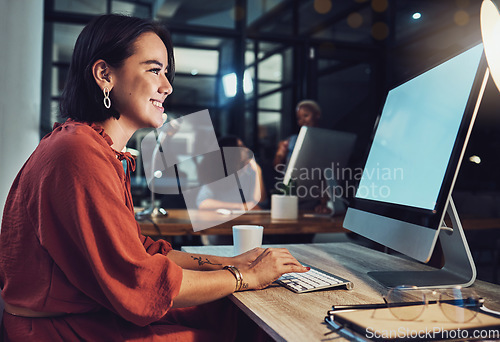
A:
[222, 71, 254, 98]
[469, 155, 481, 164]
[243, 70, 253, 94]
[222, 73, 237, 98]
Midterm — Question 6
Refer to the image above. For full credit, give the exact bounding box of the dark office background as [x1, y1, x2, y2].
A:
[2, 0, 499, 281]
[40, 0, 500, 201]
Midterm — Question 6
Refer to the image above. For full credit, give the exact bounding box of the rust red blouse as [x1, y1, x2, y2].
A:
[0, 121, 237, 341]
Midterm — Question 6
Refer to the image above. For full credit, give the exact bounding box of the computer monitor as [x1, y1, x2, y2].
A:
[282, 127, 357, 212]
[343, 43, 488, 288]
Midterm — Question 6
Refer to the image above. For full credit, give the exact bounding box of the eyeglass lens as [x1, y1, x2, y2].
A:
[385, 286, 426, 321]
[385, 286, 480, 323]
[439, 288, 480, 323]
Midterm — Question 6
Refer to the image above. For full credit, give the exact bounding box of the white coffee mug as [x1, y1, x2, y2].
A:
[232, 225, 264, 255]
[271, 194, 298, 220]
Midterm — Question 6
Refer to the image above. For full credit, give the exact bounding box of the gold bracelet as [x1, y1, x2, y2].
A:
[232, 267, 244, 291]
[223, 265, 243, 292]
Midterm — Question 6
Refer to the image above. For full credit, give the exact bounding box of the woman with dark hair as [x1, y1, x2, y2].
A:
[59, 14, 176, 124]
[0, 14, 306, 341]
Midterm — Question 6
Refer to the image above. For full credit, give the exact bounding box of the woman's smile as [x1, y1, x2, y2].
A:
[151, 99, 164, 112]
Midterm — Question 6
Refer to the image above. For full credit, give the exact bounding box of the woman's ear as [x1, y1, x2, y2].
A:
[92, 59, 114, 91]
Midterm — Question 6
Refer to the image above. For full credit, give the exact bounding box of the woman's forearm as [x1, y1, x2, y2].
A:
[167, 249, 232, 270]
[172, 269, 236, 308]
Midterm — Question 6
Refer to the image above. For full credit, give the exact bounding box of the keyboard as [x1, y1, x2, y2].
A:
[277, 264, 354, 293]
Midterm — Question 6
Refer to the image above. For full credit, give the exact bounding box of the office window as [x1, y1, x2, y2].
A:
[50, 101, 61, 126]
[51, 64, 67, 98]
[317, 62, 372, 128]
[247, 0, 286, 26]
[257, 54, 283, 95]
[170, 75, 218, 109]
[258, 91, 282, 111]
[242, 107, 255, 147]
[171, 46, 219, 109]
[255, 2, 293, 35]
[258, 111, 281, 137]
[55, 0, 106, 15]
[156, 1, 238, 29]
[257, 87, 287, 162]
[49, 23, 85, 125]
[53, 23, 82, 63]
[257, 110, 281, 162]
[244, 66, 255, 100]
[164, 35, 224, 118]
[174, 47, 219, 75]
[112, 1, 150, 17]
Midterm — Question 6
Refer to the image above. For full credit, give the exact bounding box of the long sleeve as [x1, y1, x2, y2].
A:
[1, 121, 183, 327]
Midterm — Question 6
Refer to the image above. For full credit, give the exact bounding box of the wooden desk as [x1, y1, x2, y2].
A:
[137, 209, 347, 237]
[181, 243, 500, 342]
[138, 209, 500, 238]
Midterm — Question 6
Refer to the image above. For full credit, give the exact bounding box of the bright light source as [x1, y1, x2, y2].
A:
[481, 0, 500, 92]
[222, 71, 254, 98]
[190, 69, 199, 76]
[412, 12, 422, 20]
[243, 70, 254, 94]
[469, 155, 481, 164]
[222, 73, 237, 97]
[154, 170, 163, 178]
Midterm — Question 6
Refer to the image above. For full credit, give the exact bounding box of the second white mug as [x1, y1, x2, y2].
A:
[271, 194, 298, 220]
[232, 225, 264, 255]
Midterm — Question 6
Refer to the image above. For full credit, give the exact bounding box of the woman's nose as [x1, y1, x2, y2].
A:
[160, 76, 173, 95]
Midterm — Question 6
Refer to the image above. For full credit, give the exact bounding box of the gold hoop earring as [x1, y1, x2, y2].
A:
[103, 87, 111, 109]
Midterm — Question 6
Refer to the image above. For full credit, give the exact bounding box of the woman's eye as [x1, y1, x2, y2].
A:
[150, 69, 160, 75]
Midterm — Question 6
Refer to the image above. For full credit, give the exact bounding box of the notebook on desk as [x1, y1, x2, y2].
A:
[327, 303, 500, 341]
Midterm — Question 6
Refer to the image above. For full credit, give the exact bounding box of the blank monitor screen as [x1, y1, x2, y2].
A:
[344, 42, 487, 280]
[356, 44, 484, 211]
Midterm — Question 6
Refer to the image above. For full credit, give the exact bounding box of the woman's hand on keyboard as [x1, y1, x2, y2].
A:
[230, 247, 266, 269]
[239, 248, 309, 290]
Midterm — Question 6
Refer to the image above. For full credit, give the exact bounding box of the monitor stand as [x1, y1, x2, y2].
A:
[368, 197, 477, 288]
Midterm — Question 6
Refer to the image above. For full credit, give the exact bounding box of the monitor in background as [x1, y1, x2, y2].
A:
[343, 43, 488, 288]
[282, 127, 356, 213]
